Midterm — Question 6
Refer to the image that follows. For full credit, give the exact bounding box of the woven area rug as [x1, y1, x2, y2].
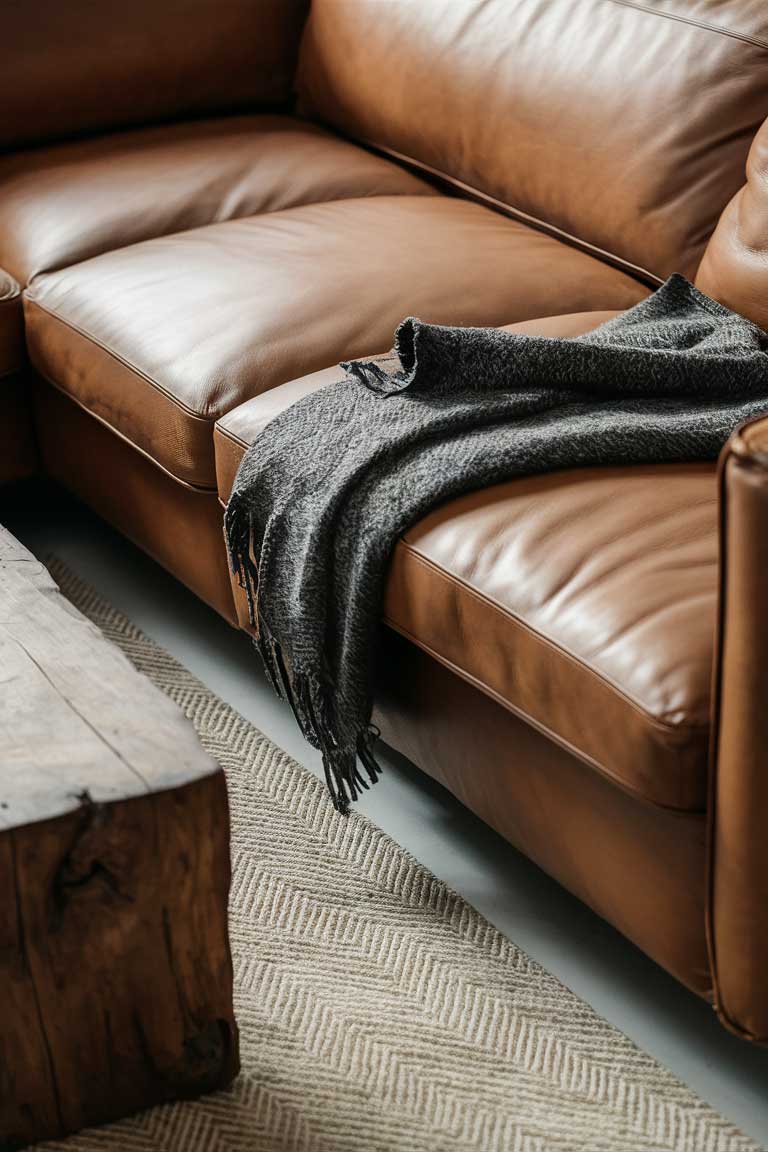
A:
[41, 562, 760, 1152]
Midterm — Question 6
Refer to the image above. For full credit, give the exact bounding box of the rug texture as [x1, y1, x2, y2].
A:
[40, 562, 761, 1152]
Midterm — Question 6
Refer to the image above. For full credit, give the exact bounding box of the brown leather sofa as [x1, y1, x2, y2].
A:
[4, 1, 768, 1042]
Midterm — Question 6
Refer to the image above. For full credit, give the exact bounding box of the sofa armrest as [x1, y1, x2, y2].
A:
[709, 413, 768, 1040]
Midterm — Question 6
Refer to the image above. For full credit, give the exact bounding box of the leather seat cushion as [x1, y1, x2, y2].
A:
[386, 463, 715, 812]
[214, 311, 716, 812]
[24, 196, 647, 488]
[0, 115, 436, 284]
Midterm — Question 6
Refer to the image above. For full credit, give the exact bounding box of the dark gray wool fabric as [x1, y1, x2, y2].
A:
[226, 274, 768, 812]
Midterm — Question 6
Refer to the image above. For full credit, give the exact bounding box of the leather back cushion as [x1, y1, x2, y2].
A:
[3, 0, 308, 150]
[297, 0, 768, 283]
[696, 116, 768, 330]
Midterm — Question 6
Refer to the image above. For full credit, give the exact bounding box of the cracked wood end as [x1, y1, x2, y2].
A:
[0, 533, 238, 1148]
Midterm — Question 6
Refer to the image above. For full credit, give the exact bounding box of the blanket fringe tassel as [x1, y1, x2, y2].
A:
[225, 501, 381, 814]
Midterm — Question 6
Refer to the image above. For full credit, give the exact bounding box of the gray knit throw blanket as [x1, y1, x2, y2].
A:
[226, 275, 768, 812]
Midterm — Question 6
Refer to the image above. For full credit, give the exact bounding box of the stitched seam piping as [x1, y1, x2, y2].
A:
[382, 615, 706, 814]
[36, 370, 217, 494]
[214, 425, 250, 497]
[26, 294, 217, 423]
[215, 424, 250, 451]
[604, 0, 768, 51]
[398, 541, 711, 735]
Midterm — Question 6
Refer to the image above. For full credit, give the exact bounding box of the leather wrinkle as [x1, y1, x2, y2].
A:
[351, 135, 664, 289]
[605, 0, 768, 50]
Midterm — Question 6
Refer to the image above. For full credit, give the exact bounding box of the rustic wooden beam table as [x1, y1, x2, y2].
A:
[0, 526, 239, 1149]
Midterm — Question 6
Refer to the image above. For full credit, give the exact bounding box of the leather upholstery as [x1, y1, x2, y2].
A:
[215, 311, 717, 812]
[0, 116, 435, 284]
[35, 383, 235, 623]
[3, 0, 309, 150]
[297, 0, 768, 282]
[375, 630, 711, 999]
[9, 1, 768, 1026]
[696, 116, 768, 331]
[25, 200, 646, 488]
[708, 415, 768, 1040]
[0, 270, 36, 483]
[385, 464, 715, 812]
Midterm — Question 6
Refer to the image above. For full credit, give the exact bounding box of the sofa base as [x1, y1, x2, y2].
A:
[33, 380, 236, 623]
[374, 628, 712, 1001]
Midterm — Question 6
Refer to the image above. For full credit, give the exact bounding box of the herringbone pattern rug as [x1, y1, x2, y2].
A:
[41, 563, 760, 1152]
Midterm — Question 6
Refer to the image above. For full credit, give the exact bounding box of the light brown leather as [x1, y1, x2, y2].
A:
[708, 415, 768, 1040]
[216, 310, 716, 811]
[385, 464, 715, 812]
[34, 382, 235, 623]
[214, 312, 622, 500]
[696, 116, 768, 331]
[0, 116, 435, 285]
[297, 0, 768, 282]
[25, 200, 647, 488]
[3, 0, 309, 150]
[374, 630, 711, 999]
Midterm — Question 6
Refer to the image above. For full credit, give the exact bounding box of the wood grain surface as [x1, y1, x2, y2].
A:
[0, 527, 238, 1149]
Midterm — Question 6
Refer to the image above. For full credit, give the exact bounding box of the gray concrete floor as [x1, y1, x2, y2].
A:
[4, 478, 768, 1147]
